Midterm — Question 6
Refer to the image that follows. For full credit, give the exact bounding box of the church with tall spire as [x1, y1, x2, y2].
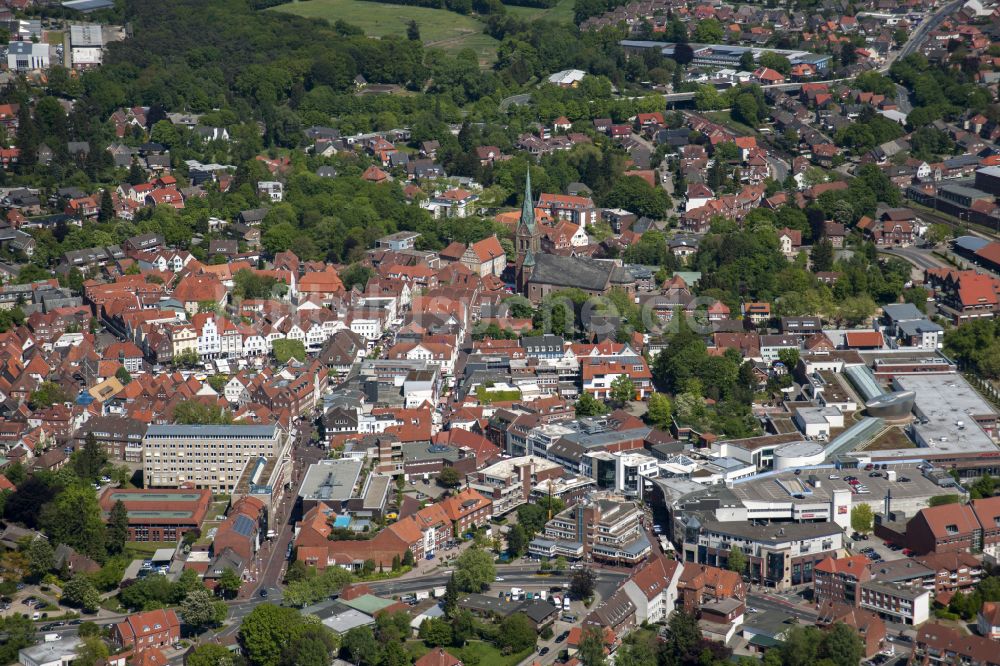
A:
[515, 169, 541, 295]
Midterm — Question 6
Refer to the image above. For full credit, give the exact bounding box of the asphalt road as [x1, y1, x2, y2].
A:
[499, 93, 532, 111]
[879, 246, 950, 271]
[895, 0, 964, 62]
[251, 422, 325, 598]
[768, 155, 789, 183]
[368, 566, 627, 601]
[747, 591, 818, 623]
[894, 84, 913, 115]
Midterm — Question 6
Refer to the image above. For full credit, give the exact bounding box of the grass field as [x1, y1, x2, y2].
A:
[504, 0, 574, 23]
[272, 0, 501, 63]
[704, 110, 759, 138]
[408, 640, 533, 666]
[123, 541, 177, 558]
[272, 0, 574, 65]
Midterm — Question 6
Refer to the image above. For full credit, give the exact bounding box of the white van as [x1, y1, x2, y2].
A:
[563, 596, 571, 610]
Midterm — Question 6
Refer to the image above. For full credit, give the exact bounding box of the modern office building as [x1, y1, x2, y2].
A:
[529, 496, 650, 565]
[682, 520, 844, 590]
[589, 450, 660, 498]
[142, 424, 289, 493]
[469, 455, 564, 515]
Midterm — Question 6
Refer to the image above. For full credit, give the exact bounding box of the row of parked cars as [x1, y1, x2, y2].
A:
[859, 546, 883, 563]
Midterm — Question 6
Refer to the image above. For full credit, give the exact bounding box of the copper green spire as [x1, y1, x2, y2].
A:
[520, 168, 535, 231]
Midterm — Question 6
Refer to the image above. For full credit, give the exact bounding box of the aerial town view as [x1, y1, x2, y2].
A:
[2, 0, 1000, 664]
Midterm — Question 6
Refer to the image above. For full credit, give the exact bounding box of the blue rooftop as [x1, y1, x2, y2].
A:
[955, 235, 990, 253]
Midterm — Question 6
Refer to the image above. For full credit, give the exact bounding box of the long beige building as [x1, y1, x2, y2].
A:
[468, 455, 564, 515]
[143, 424, 289, 493]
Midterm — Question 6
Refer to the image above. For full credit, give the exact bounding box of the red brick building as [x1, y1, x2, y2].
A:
[813, 555, 870, 606]
[98, 488, 212, 542]
[113, 609, 180, 652]
[912, 623, 1000, 666]
[212, 496, 266, 563]
[677, 564, 746, 614]
[816, 602, 886, 659]
[892, 503, 981, 555]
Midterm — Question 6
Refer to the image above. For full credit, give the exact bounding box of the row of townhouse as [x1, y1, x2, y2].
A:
[295, 487, 494, 571]
[580, 553, 746, 645]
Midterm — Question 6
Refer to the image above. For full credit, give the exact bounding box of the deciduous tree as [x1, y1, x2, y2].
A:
[181, 587, 227, 630]
[217, 568, 242, 599]
[63, 575, 101, 612]
[453, 547, 495, 592]
[850, 503, 873, 535]
[498, 612, 536, 653]
[238, 604, 305, 666]
[570, 567, 596, 599]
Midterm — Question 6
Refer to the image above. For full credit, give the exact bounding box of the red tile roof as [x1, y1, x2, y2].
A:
[815, 554, 870, 577]
[844, 331, 884, 348]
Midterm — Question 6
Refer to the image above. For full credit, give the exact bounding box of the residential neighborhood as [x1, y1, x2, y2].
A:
[0, 0, 999, 665]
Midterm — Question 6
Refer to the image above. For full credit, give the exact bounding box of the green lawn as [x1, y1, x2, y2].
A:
[271, 0, 500, 63]
[455, 641, 534, 666]
[124, 542, 177, 558]
[704, 110, 760, 138]
[504, 0, 574, 23]
[408, 640, 533, 666]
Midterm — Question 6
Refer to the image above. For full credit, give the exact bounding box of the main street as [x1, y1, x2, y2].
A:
[894, 0, 964, 63]
[250, 418, 325, 599]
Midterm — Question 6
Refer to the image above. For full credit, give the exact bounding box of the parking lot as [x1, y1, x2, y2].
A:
[848, 522, 914, 565]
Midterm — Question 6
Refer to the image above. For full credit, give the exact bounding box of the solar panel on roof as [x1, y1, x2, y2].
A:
[231, 514, 255, 537]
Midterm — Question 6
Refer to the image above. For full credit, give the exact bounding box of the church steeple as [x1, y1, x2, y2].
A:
[520, 168, 535, 232]
[515, 169, 541, 296]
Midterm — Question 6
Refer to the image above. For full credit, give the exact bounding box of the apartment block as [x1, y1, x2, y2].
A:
[142, 424, 289, 493]
[468, 455, 563, 515]
[813, 555, 870, 606]
[528, 496, 650, 565]
[858, 579, 930, 626]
